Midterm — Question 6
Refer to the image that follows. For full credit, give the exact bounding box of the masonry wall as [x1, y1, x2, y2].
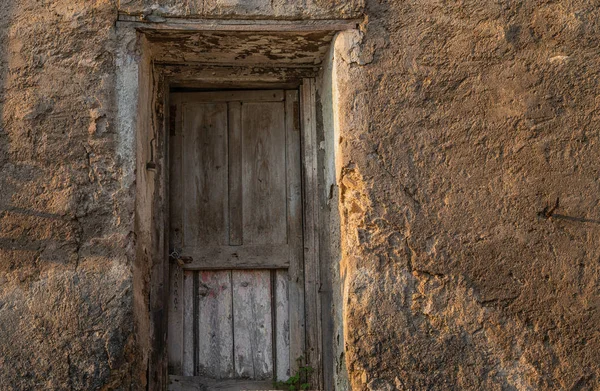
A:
[337, 1, 600, 389]
[0, 1, 598, 390]
[0, 1, 135, 389]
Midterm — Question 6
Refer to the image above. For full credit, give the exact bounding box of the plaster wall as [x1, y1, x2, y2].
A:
[336, 2, 600, 390]
[0, 1, 134, 389]
[0, 1, 599, 390]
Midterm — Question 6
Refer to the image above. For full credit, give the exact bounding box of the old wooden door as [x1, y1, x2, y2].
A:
[168, 90, 305, 391]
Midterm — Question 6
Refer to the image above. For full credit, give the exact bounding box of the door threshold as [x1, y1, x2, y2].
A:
[168, 375, 320, 391]
[169, 375, 273, 391]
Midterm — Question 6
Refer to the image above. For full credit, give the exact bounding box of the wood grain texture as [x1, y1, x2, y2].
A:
[228, 102, 243, 246]
[173, 90, 284, 103]
[274, 270, 290, 381]
[232, 271, 274, 380]
[300, 80, 322, 389]
[117, 15, 361, 32]
[170, 98, 184, 251]
[168, 264, 184, 375]
[183, 102, 229, 247]
[169, 99, 185, 376]
[180, 245, 290, 270]
[242, 102, 287, 246]
[162, 64, 316, 90]
[285, 90, 306, 374]
[183, 271, 196, 376]
[141, 29, 342, 67]
[197, 271, 234, 379]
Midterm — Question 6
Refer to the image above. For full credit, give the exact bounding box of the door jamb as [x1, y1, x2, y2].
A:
[299, 78, 323, 390]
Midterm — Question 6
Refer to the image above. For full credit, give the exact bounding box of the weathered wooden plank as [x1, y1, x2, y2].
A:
[228, 102, 243, 246]
[183, 102, 229, 247]
[168, 96, 185, 376]
[284, 89, 306, 375]
[197, 271, 234, 378]
[170, 97, 184, 251]
[180, 245, 290, 270]
[168, 376, 276, 391]
[145, 28, 338, 67]
[173, 90, 284, 103]
[182, 271, 195, 376]
[301, 79, 322, 389]
[162, 65, 316, 89]
[274, 270, 290, 381]
[168, 264, 184, 375]
[117, 15, 362, 32]
[242, 102, 287, 246]
[232, 271, 273, 379]
[140, 55, 171, 391]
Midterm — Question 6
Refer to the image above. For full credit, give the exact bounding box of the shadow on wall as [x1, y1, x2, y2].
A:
[0, 2, 79, 270]
[0, 1, 134, 390]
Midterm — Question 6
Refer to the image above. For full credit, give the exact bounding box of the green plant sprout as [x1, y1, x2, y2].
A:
[273, 356, 314, 391]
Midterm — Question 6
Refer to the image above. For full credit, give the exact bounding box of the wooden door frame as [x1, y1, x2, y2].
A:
[139, 61, 325, 390]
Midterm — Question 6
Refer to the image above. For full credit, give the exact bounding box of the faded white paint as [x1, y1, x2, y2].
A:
[115, 27, 140, 185]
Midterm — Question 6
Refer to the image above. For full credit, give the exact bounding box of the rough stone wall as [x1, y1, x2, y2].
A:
[118, 0, 364, 19]
[337, 1, 600, 390]
[0, 1, 134, 389]
[0, 0, 599, 390]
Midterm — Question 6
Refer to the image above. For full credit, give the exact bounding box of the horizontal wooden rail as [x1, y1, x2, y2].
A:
[172, 90, 284, 103]
[179, 244, 290, 270]
[117, 14, 361, 32]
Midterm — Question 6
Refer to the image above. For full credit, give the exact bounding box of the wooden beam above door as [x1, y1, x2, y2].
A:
[117, 15, 360, 32]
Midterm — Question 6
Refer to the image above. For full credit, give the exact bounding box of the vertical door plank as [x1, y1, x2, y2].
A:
[169, 97, 184, 376]
[228, 102, 243, 246]
[182, 271, 196, 376]
[197, 271, 234, 378]
[301, 80, 322, 389]
[241, 102, 287, 246]
[274, 270, 290, 381]
[232, 270, 274, 380]
[168, 264, 184, 375]
[170, 98, 184, 251]
[284, 90, 306, 375]
[183, 103, 229, 247]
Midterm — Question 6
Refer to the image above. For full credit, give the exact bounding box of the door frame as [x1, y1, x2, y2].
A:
[138, 62, 325, 390]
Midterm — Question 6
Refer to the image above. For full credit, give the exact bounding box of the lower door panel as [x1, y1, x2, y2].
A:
[169, 268, 290, 388]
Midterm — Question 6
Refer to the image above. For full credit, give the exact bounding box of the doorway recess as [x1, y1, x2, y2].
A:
[117, 16, 358, 391]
